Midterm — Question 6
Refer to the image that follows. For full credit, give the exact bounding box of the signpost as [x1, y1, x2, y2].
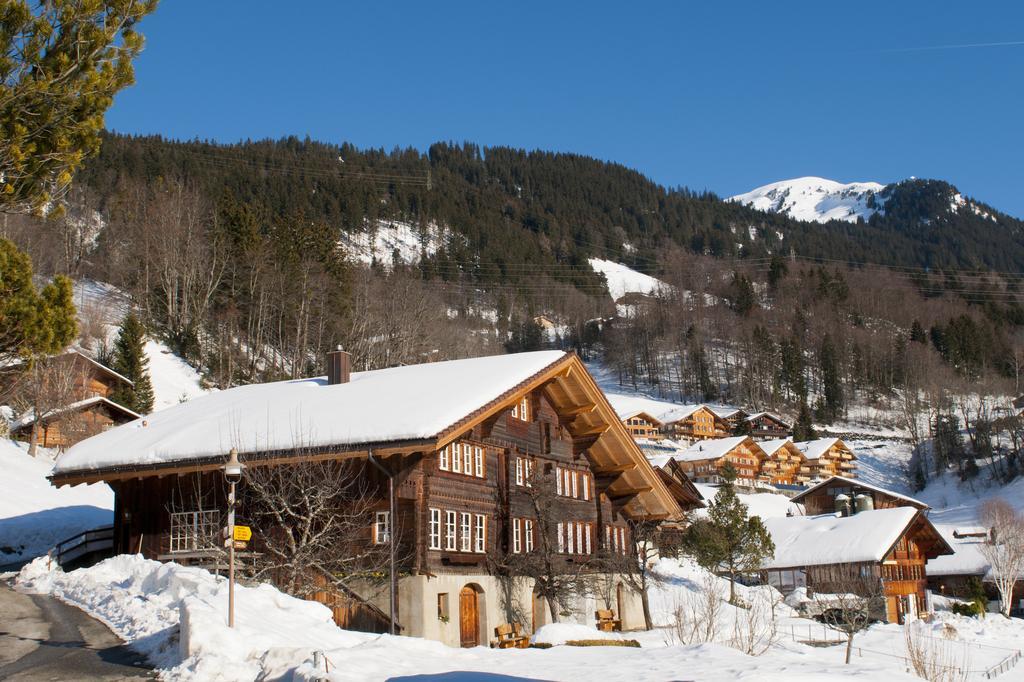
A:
[233, 525, 252, 542]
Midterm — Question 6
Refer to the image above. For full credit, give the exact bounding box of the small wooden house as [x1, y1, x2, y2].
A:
[757, 439, 807, 485]
[744, 412, 792, 438]
[708, 406, 749, 434]
[10, 396, 140, 450]
[762, 506, 953, 623]
[794, 438, 856, 480]
[50, 350, 683, 647]
[673, 436, 767, 483]
[790, 476, 928, 515]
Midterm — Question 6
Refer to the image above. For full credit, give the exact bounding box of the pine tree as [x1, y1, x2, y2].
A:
[909, 320, 927, 344]
[819, 334, 843, 422]
[793, 401, 817, 441]
[110, 313, 154, 414]
[0, 239, 77, 370]
[0, 1, 158, 214]
[682, 464, 775, 604]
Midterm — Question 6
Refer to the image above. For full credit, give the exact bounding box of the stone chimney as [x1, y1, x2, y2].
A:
[326, 345, 351, 385]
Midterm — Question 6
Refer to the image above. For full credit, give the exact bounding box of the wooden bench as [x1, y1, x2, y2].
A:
[595, 609, 621, 632]
[493, 622, 530, 648]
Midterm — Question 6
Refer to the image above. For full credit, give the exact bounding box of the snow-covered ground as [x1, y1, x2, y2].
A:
[338, 219, 447, 268]
[588, 258, 669, 301]
[0, 439, 112, 564]
[729, 177, 886, 224]
[17, 552, 1023, 681]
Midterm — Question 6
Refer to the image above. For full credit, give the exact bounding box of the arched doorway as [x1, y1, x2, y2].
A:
[460, 585, 482, 647]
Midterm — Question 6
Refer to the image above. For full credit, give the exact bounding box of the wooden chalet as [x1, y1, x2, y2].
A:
[757, 439, 807, 486]
[10, 396, 140, 450]
[708, 406, 748, 434]
[663, 405, 731, 442]
[619, 411, 664, 441]
[762, 506, 953, 624]
[794, 438, 857, 480]
[744, 412, 792, 439]
[7, 350, 138, 450]
[50, 350, 683, 648]
[672, 436, 767, 484]
[926, 527, 1024, 611]
[790, 476, 929, 515]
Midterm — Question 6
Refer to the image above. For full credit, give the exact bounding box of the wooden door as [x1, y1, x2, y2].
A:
[460, 586, 479, 647]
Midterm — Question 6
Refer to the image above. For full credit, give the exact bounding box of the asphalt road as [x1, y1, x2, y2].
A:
[0, 581, 153, 680]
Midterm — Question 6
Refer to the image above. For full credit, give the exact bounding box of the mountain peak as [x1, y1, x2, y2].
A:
[730, 176, 886, 224]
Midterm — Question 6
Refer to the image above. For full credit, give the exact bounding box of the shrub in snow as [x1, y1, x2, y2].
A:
[530, 623, 620, 646]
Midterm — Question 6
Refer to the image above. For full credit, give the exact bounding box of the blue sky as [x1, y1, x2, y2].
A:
[106, 1, 1024, 217]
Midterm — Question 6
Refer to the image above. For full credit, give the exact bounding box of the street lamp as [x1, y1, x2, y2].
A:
[223, 447, 243, 628]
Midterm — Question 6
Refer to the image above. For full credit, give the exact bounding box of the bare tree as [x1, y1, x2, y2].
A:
[489, 467, 593, 623]
[242, 457, 396, 602]
[904, 621, 971, 682]
[9, 354, 90, 455]
[978, 498, 1024, 618]
[598, 520, 665, 630]
[664, 573, 724, 645]
[811, 574, 886, 664]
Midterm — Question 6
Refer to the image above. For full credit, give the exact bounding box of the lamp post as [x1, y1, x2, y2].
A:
[223, 447, 243, 628]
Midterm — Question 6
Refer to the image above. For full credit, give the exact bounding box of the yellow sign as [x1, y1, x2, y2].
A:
[233, 525, 252, 542]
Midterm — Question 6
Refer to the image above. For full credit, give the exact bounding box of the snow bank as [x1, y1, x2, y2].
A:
[0, 439, 112, 563]
[531, 622, 620, 645]
[145, 339, 209, 411]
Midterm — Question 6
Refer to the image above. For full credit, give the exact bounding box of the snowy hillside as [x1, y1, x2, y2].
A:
[589, 258, 669, 301]
[0, 440, 112, 564]
[338, 219, 448, 267]
[730, 176, 885, 224]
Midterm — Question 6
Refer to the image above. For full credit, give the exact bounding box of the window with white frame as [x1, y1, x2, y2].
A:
[557, 522, 564, 553]
[463, 446, 473, 474]
[555, 467, 562, 495]
[525, 519, 534, 552]
[582, 474, 589, 500]
[575, 522, 582, 554]
[429, 508, 441, 550]
[525, 459, 533, 486]
[452, 443, 462, 473]
[513, 518, 522, 553]
[374, 511, 391, 544]
[445, 511, 457, 550]
[474, 446, 484, 478]
[439, 446, 449, 471]
[571, 471, 578, 498]
[169, 509, 220, 554]
[566, 522, 575, 554]
[474, 514, 486, 553]
[585, 524, 592, 554]
[516, 457, 524, 486]
[460, 513, 472, 552]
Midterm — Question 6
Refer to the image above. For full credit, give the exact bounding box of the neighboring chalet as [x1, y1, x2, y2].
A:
[7, 349, 139, 450]
[708, 406, 748, 433]
[790, 476, 929, 515]
[927, 527, 1024, 612]
[757, 439, 807, 486]
[672, 436, 767, 484]
[10, 396, 140, 449]
[795, 438, 857, 479]
[50, 350, 683, 647]
[619, 411, 664, 441]
[762, 505, 953, 623]
[744, 412, 792, 439]
[664, 405, 731, 442]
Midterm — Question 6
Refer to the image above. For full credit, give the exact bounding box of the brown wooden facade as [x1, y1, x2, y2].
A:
[55, 352, 683, 645]
[664, 406, 730, 442]
[791, 477, 928, 516]
[675, 437, 767, 483]
[745, 412, 792, 439]
[757, 441, 807, 485]
[620, 412, 664, 441]
[798, 439, 857, 479]
[14, 398, 138, 450]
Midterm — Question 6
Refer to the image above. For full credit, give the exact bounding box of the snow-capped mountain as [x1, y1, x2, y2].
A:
[729, 176, 886, 224]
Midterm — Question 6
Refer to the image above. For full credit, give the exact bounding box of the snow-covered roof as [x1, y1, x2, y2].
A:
[604, 393, 704, 425]
[745, 411, 792, 428]
[763, 507, 921, 569]
[11, 396, 141, 432]
[645, 453, 674, 471]
[758, 438, 796, 457]
[790, 476, 928, 509]
[673, 436, 753, 463]
[4, 348, 133, 387]
[53, 351, 568, 474]
[927, 527, 990, 577]
[794, 438, 849, 461]
[708, 405, 744, 419]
